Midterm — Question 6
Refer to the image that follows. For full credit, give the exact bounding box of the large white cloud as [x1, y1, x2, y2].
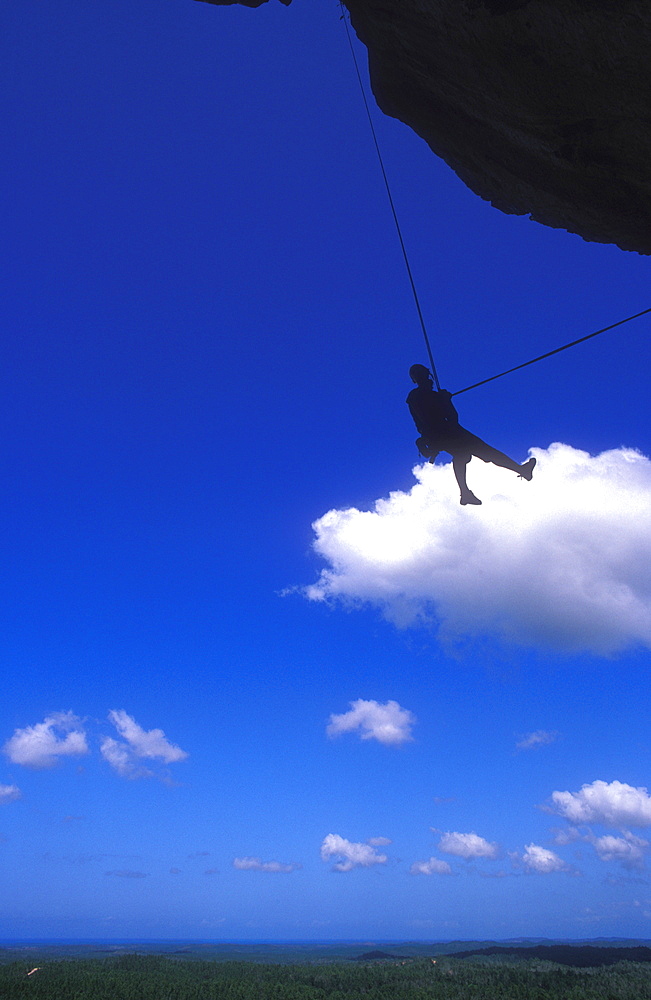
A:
[437, 831, 499, 859]
[326, 699, 415, 746]
[233, 857, 301, 873]
[548, 780, 651, 828]
[3, 712, 88, 769]
[320, 834, 389, 872]
[100, 710, 188, 779]
[306, 444, 651, 654]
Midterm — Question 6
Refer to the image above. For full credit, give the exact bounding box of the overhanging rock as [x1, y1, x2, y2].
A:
[196, 0, 651, 253]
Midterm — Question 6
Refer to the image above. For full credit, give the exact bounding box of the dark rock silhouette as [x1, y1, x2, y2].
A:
[196, 0, 651, 254]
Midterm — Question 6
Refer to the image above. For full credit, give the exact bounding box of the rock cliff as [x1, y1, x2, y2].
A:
[196, 0, 651, 253]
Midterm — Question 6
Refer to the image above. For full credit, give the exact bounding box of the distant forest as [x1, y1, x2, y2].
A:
[2, 953, 651, 999]
[452, 944, 651, 967]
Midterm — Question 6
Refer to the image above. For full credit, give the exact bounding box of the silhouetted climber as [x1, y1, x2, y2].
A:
[407, 364, 535, 505]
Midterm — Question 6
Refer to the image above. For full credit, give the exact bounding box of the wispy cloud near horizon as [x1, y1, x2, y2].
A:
[233, 857, 301, 873]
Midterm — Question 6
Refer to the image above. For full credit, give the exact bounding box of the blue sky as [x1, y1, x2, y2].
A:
[2, 0, 651, 941]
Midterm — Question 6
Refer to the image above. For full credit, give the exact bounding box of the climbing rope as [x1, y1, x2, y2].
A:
[340, 3, 441, 390]
[451, 306, 651, 396]
[340, 7, 651, 398]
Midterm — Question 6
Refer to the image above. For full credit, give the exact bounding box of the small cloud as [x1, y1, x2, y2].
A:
[187, 851, 210, 859]
[516, 730, 560, 751]
[204, 868, 219, 875]
[516, 843, 570, 874]
[107, 709, 188, 763]
[3, 712, 88, 769]
[0, 784, 21, 803]
[326, 699, 415, 746]
[62, 815, 84, 823]
[233, 857, 301, 873]
[100, 737, 152, 780]
[169, 868, 182, 874]
[546, 780, 651, 827]
[433, 796, 456, 805]
[410, 857, 452, 876]
[100, 710, 188, 780]
[437, 831, 499, 860]
[105, 870, 148, 878]
[320, 833, 389, 872]
[552, 825, 584, 846]
[591, 832, 649, 870]
[368, 837, 392, 847]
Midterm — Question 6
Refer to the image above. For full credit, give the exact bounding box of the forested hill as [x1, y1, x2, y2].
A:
[453, 945, 651, 967]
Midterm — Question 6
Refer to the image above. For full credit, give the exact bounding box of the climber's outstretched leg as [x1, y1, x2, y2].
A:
[468, 436, 536, 481]
[478, 442, 536, 481]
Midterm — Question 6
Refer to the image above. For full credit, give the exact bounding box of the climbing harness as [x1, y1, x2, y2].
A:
[340, 4, 651, 396]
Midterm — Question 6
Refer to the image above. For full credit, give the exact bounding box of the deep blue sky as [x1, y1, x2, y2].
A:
[2, 0, 651, 941]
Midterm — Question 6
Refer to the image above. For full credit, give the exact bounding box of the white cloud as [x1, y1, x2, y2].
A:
[0, 784, 21, 803]
[548, 780, 651, 828]
[368, 837, 392, 847]
[100, 710, 188, 779]
[326, 699, 415, 746]
[437, 831, 499, 859]
[3, 712, 88, 769]
[320, 834, 389, 872]
[233, 857, 301, 873]
[516, 730, 559, 751]
[591, 832, 649, 870]
[107, 710, 188, 763]
[410, 857, 453, 876]
[305, 444, 651, 655]
[519, 843, 569, 874]
[552, 826, 584, 846]
[100, 737, 151, 780]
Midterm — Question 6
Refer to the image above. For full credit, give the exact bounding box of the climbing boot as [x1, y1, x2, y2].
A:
[460, 490, 482, 506]
[519, 457, 536, 481]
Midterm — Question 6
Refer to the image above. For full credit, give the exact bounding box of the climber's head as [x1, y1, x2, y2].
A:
[409, 364, 432, 386]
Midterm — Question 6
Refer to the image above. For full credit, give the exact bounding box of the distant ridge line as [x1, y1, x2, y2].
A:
[452, 944, 651, 968]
